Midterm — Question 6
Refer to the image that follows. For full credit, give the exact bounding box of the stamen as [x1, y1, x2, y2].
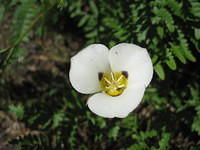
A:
[118, 84, 125, 88]
[117, 75, 123, 82]
[110, 72, 115, 80]
[99, 71, 128, 97]
[104, 77, 112, 84]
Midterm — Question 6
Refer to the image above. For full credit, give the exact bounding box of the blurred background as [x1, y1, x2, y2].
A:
[0, 0, 200, 149]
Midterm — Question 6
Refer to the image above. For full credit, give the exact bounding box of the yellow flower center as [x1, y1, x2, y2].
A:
[98, 71, 128, 96]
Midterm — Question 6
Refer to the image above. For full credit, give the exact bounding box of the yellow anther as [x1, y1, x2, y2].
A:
[98, 71, 128, 96]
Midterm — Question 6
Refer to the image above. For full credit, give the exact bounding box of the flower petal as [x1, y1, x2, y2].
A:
[109, 43, 153, 87]
[69, 44, 110, 94]
[87, 84, 145, 118]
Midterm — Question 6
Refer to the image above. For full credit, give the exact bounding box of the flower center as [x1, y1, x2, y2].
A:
[98, 71, 128, 96]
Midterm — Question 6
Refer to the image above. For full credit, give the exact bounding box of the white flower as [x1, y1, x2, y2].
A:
[69, 43, 153, 118]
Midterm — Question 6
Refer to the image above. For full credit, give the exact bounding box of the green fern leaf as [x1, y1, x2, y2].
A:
[157, 26, 164, 38]
[89, 0, 98, 16]
[166, 56, 176, 70]
[171, 44, 186, 64]
[194, 28, 200, 40]
[154, 63, 165, 80]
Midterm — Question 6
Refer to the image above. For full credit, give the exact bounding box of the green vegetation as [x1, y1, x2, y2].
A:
[0, 0, 199, 149]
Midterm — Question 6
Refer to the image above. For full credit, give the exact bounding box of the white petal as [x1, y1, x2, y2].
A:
[69, 44, 110, 94]
[87, 84, 145, 118]
[109, 43, 153, 87]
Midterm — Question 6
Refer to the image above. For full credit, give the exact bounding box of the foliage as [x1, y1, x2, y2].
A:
[65, 0, 199, 80]
[0, 0, 199, 149]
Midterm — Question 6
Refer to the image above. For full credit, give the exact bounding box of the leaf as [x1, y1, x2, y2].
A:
[108, 126, 120, 140]
[71, 90, 83, 109]
[52, 110, 65, 129]
[152, 55, 158, 64]
[0, 5, 5, 24]
[183, 49, 196, 62]
[57, 0, 65, 8]
[190, 2, 200, 17]
[192, 116, 200, 135]
[11, 47, 26, 58]
[157, 26, 164, 38]
[85, 30, 98, 38]
[166, 22, 175, 32]
[166, 0, 182, 17]
[194, 28, 200, 40]
[11, 0, 39, 43]
[6, 47, 26, 66]
[109, 41, 117, 48]
[166, 57, 176, 70]
[140, 130, 157, 139]
[178, 32, 196, 62]
[137, 28, 148, 42]
[159, 132, 171, 149]
[151, 16, 161, 24]
[89, 0, 98, 16]
[154, 63, 165, 80]
[171, 44, 186, 64]
[152, 8, 174, 32]
[78, 15, 89, 27]
[0, 48, 9, 53]
[8, 104, 24, 120]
